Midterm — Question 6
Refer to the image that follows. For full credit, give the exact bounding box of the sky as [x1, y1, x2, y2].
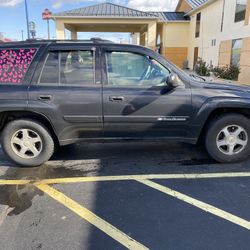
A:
[0, 0, 179, 42]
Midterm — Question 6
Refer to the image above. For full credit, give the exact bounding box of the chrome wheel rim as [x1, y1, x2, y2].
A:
[216, 125, 248, 155]
[11, 129, 43, 159]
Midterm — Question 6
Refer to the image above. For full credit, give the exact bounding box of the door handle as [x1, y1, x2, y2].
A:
[38, 95, 53, 101]
[109, 96, 125, 102]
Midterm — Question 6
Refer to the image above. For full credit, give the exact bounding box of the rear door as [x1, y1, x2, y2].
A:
[101, 47, 192, 139]
[28, 44, 103, 143]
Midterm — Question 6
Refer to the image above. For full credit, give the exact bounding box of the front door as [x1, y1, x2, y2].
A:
[28, 45, 103, 143]
[102, 49, 192, 139]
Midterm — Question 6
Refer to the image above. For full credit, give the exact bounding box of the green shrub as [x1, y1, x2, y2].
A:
[212, 65, 240, 81]
[194, 58, 211, 76]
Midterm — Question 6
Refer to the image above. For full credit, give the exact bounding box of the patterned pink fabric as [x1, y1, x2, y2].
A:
[0, 48, 37, 84]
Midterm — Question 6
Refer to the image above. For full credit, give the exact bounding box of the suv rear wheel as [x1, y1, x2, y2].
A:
[1, 119, 54, 167]
[205, 114, 250, 163]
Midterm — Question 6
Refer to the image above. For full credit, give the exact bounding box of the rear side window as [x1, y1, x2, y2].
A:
[39, 52, 59, 84]
[61, 51, 94, 85]
[39, 50, 95, 86]
[0, 48, 37, 84]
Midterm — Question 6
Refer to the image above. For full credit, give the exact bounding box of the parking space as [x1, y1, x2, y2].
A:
[0, 142, 250, 250]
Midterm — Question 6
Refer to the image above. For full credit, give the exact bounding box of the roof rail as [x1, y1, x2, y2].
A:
[24, 38, 114, 43]
[0, 38, 115, 46]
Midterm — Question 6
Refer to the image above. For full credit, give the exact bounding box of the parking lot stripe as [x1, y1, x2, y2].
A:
[35, 183, 149, 250]
[39, 172, 250, 184]
[136, 179, 250, 231]
[0, 179, 31, 185]
[1, 172, 250, 186]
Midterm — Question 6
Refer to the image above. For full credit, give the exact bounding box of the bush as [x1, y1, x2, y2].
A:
[194, 58, 211, 76]
[212, 65, 240, 81]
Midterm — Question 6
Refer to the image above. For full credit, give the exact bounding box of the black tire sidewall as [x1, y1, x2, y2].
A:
[205, 114, 250, 163]
[1, 119, 54, 167]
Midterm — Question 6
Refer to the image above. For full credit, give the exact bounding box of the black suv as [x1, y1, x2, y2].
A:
[0, 39, 250, 166]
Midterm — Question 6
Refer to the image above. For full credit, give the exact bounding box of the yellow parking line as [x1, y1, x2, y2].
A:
[136, 179, 250, 230]
[39, 172, 250, 185]
[0, 179, 31, 185]
[1, 171, 250, 186]
[35, 183, 149, 250]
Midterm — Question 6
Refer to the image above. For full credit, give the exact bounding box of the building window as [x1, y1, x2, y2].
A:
[221, 0, 226, 31]
[211, 39, 217, 47]
[231, 39, 242, 66]
[235, 0, 247, 22]
[195, 12, 201, 38]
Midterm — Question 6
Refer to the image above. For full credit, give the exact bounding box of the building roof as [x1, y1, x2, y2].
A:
[186, 0, 209, 8]
[53, 2, 157, 18]
[53, 2, 189, 22]
[149, 11, 189, 21]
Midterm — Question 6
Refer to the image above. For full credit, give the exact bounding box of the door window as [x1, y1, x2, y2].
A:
[39, 52, 59, 85]
[39, 50, 95, 86]
[60, 51, 94, 86]
[105, 51, 170, 87]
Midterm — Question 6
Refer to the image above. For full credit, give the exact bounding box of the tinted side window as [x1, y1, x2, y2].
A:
[39, 50, 94, 86]
[60, 51, 94, 86]
[39, 52, 59, 85]
[106, 51, 170, 87]
[0, 48, 37, 84]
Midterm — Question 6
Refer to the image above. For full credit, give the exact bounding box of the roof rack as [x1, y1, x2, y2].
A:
[0, 38, 115, 46]
[24, 38, 113, 43]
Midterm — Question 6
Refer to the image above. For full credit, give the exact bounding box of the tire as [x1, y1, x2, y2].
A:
[205, 114, 250, 163]
[1, 119, 54, 167]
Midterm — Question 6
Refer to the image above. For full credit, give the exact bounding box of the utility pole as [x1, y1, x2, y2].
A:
[25, 0, 30, 39]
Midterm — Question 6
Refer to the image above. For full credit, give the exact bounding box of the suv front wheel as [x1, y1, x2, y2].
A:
[1, 119, 54, 167]
[205, 114, 250, 163]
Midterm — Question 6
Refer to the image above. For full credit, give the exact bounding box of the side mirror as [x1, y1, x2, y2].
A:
[167, 73, 184, 89]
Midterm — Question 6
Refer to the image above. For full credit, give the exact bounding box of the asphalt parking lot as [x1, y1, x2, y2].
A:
[0, 141, 249, 250]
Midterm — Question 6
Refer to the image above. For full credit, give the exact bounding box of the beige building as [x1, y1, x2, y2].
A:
[176, 0, 250, 84]
[52, 2, 190, 69]
[52, 0, 250, 84]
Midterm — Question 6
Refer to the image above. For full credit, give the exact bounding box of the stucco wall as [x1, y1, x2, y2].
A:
[176, 0, 192, 12]
[162, 22, 189, 68]
[187, 0, 223, 68]
[163, 23, 189, 47]
[186, 0, 250, 84]
[239, 37, 250, 84]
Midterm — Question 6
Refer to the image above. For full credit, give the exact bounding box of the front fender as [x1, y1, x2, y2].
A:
[190, 97, 250, 138]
